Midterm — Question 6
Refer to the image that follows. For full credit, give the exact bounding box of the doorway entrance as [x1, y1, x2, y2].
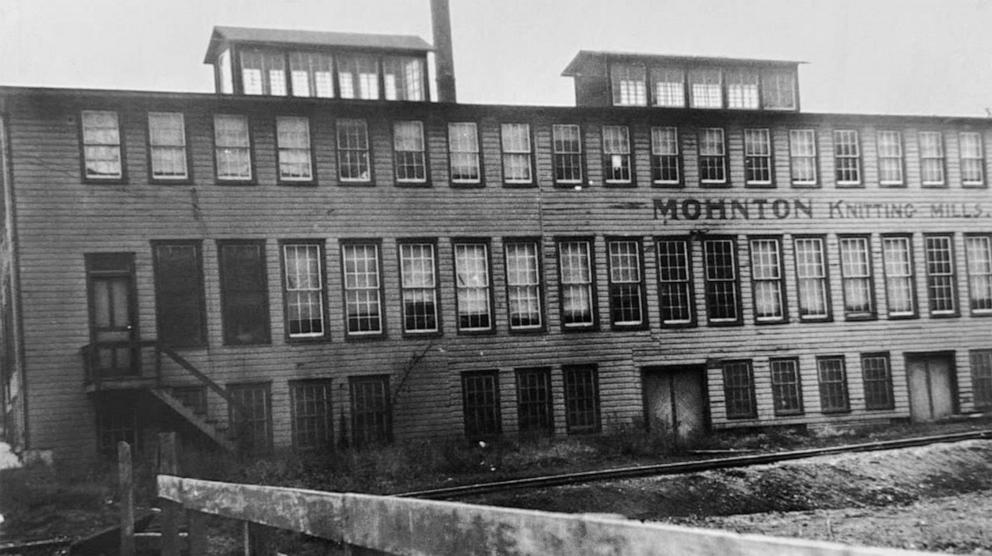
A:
[904, 352, 957, 421]
[642, 365, 707, 443]
[86, 253, 138, 378]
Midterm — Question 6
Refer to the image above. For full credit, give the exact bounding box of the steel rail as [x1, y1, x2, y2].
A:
[395, 428, 992, 500]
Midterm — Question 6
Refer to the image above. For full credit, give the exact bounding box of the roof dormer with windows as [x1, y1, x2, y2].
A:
[204, 26, 434, 101]
[562, 51, 803, 111]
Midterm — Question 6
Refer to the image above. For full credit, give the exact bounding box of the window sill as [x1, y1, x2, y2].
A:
[970, 310, 992, 318]
[651, 182, 683, 189]
[508, 326, 547, 335]
[886, 313, 919, 321]
[700, 182, 731, 188]
[455, 328, 496, 336]
[790, 183, 821, 189]
[835, 183, 864, 189]
[561, 324, 598, 333]
[84, 178, 128, 185]
[395, 181, 432, 188]
[660, 321, 697, 329]
[286, 335, 331, 345]
[929, 311, 960, 319]
[400, 330, 444, 339]
[798, 316, 832, 324]
[344, 333, 387, 342]
[215, 180, 256, 186]
[151, 178, 194, 186]
[843, 314, 876, 322]
[706, 319, 743, 327]
[821, 409, 852, 415]
[277, 180, 319, 187]
[604, 182, 637, 188]
[450, 181, 485, 189]
[745, 182, 776, 189]
[754, 318, 789, 326]
[337, 181, 376, 187]
[502, 181, 537, 189]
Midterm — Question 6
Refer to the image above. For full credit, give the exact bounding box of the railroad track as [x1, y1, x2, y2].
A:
[396, 428, 992, 500]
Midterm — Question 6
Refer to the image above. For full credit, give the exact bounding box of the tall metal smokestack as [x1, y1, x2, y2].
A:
[431, 0, 457, 103]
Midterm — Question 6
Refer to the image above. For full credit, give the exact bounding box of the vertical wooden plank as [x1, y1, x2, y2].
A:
[247, 522, 274, 555]
[187, 510, 208, 556]
[117, 441, 135, 556]
[159, 432, 181, 556]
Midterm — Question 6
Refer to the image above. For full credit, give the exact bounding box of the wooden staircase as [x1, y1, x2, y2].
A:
[148, 388, 236, 452]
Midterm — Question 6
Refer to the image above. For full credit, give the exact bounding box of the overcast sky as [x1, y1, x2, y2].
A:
[1, 0, 990, 117]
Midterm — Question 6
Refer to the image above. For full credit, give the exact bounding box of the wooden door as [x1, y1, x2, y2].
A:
[643, 366, 707, 442]
[86, 254, 138, 377]
[906, 353, 956, 421]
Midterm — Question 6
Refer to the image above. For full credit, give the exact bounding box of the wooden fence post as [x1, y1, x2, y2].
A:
[117, 441, 135, 556]
[187, 510, 208, 555]
[158, 432, 181, 556]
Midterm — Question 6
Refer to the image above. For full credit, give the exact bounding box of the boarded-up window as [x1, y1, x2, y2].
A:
[218, 241, 270, 345]
[153, 242, 206, 347]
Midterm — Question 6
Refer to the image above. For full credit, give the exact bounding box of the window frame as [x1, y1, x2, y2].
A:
[499, 123, 535, 187]
[349, 375, 392, 447]
[744, 128, 773, 187]
[228, 382, 273, 454]
[699, 128, 728, 186]
[959, 131, 986, 188]
[503, 237, 545, 333]
[650, 126, 682, 187]
[770, 357, 804, 416]
[919, 131, 946, 188]
[515, 366, 554, 436]
[970, 349, 992, 410]
[923, 233, 959, 317]
[760, 69, 797, 110]
[748, 236, 788, 324]
[556, 237, 598, 331]
[816, 355, 850, 413]
[147, 112, 190, 184]
[837, 235, 876, 320]
[656, 237, 696, 327]
[726, 69, 760, 110]
[392, 120, 429, 186]
[602, 125, 634, 186]
[610, 62, 647, 106]
[833, 129, 862, 187]
[552, 124, 585, 186]
[447, 122, 482, 186]
[80, 109, 126, 183]
[336, 53, 380, 100]
[876, 130, 905, 187]
[452, 239, 495, 334]
[461, 370, 502, 439]
[238, 48, 287, 96]
[275, 115, 315, 185]
[881, 234, 918, 319]
[562, 364, 601, 434]
[212, 114, 254, 184]
[288, 51, 335, 98]
[152, 240, 207, 348]
[788, 129, 818, 187]
[381, 55, 427, 101]
[703, 236, 742, 326]
[397, 239, 442, 335]
[606, 237, 647, 329]
[217, 239, 271, 346]
[722, 360, 756, 420]
[651, 66, 686, 108]
[279, 240, 328, 342]
[335, 118, 373, 184]
[688, 68, 723, 109]
[289, 379, 333, 451]
[340, 239, 386, 338]
[792, 235, 832, 322]
[964, 233, 992, 316]
[861, 352, 895, 411]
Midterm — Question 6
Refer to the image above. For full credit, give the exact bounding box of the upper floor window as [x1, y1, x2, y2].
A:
[214, 114, 252, 182]
[793, 236, 830, 321]
[965, 235, 992, 314]
[611, 63, 647, 106]
[607, 239, 644, 327]
[651, 127, 680, 186]
[276, 116, 313, 183]
[553, 124, 583, 185]
[289, 52, 334, 98]
[336, 119, 371, 183]
[338, 54, 379, 100]
[399, 242, 439, 333]
[789, 129, 817, 186]
[240, 48, 286, 96]
[218, 241, 270, 345]
[393, 121, 427, 184]
[744, 129, 772, 186]
[881, 235, 916, 318]
[960, 132, 985, 187]
[558, 239, 595, 328]
[148, 112, 188, 181]
[501, 123, 533, 185]
[449, 123, 481, 184]
[726, 69, 759, 109]
[833, 130, 861, 186]
[699, 128, 727, 185]
[877, 130, 904, 186]
[919, 132, 945, 187]
[924, 234, 957, 315]
[838, 236, 875, 319]
[602, 126, 632, 185]
[217, 48, 234, 94]
[761, 69, 796, 110]
[282, 242, 326, 339]
[152, 242, 206, 348]
[382, 56, 425, 101]
[749, 237, 786, 322]
[341, 242, 383, 335]
[505, 240, 543, 330]
[81, 110, 123, 180]
[651, 67, 685, 107]
[703, 238, 740, 324]
[657, 239, 694, 325]
[454, 242, 493, 331]
[689, 68, 722, 108]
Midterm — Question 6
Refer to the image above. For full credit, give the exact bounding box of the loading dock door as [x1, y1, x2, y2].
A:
[905, 353, 956, 421]
[642, 366, 707, 442]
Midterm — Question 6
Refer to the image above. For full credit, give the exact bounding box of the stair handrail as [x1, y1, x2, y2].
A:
[154, 342, 246, 419]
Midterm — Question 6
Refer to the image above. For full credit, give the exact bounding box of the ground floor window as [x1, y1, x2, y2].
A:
[228, 383, 271, 453]
[563, 364, 600, 433]
[861, 353, 894, 410]
[291, 380, 333, 451]
[817, 356, 850, 413]
[350, 375, 391, 446]
[462, 371, 501, 438]
[770, 358, 803, 416]
[722, 360, 755, 419]
[971, 350, 992, 410]
[516, 367, 553, 435]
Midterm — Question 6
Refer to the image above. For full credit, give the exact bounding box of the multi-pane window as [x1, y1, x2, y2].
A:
[341, 242, 383, 335]
[462, 371, 500, 438]
[505, 241, 543, 330]
[965, 235, 992, 313]
[960, 132, 985, 186]
[749, 238, 785, 322]
[607, 240, 644, 326]
[919, 132, 945, 186]
[289, 52, 334, 98]
[699, 128, 727, 184]
[744, 129, 772, 185]
[839, 237, 874, 318]
[282, 243, 325, 339]
[602, 126, 632, 184]
[218, 241, 270, 345]
[229, 383, 271, 453]
[399, 242, 439, 333]
[726, 69, 759, 109]
[393, 121, 427, 183]
[553, 124, 583, 184]
[214, 114, 252, 181]
[448, 122, 481, 184]
[217, 48, 234, 94]
[610, 64, 646, 106]
[970, 350, 992, 409]
[861, 353, 894, 410]
[761, 69, 797, 109]
[336, 119, 371, 182]
[291, 380, 332, 450]
[337, 54, 379, 100]
[722, 360, 755, 419]
[833, 130, 861, 185]
[516, 367, 553, 435]
[924, 235, 957, 315]
[793, 237, 829, 320]
[276, 116, 312, 182]
[454, 242, 492, 331]
[382, 56, 425, 101]
[651, 67, 685, 107]
[501, 123, 533, 184]
[563, 365, 600, 434]
[770, 358, 803, 416]
[704, 238, 740, 323]
[558, 240, 595, 327]
[148, 112, 187, 180]
[817, 356, 849, 412]
[882, 236, 915, 317]
[689, 68, 722, 108]
[152, 242, 206, 347]
[657, 239, 693, 325]
[82, 110, 123, 180]
[239, 49, 285, 96]
[350, 376, 391, 446]
[650, 127, 680, 185]
[789, 129, 817, 186]
[877, 130, 904, 185]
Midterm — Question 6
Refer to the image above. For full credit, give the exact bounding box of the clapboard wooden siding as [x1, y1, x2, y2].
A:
[2, 87, 992, 460]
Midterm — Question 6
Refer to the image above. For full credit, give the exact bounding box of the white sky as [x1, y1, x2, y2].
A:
[0, 0, 990, 117]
